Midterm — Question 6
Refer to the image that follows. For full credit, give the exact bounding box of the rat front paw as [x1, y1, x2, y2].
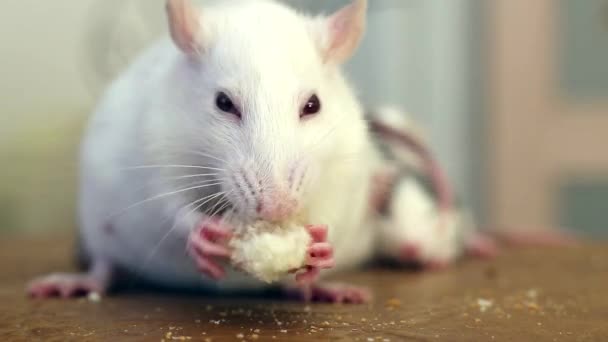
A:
[295, 224, 335, 284]
[188, 217, 233, 280]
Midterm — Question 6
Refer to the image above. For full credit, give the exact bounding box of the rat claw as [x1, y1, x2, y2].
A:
[194, 258, 226, 280]
[188, 218, 233, 280]
[198, 220, 233, 241]
[306, 224, 328, 243]
[307, 242, 334, 267]
[296, 224, 335, 283]
[295, 266, 320, 285]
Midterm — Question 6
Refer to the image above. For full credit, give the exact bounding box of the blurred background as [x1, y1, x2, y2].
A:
[1, 0, 607, 237]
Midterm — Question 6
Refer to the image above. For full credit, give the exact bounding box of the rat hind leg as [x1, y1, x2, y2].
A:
[284, 283, 372, 304]
[27, 259, 113, 299]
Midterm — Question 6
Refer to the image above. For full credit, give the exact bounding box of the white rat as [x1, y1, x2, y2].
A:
[27, 0, 379, 303]
[368, 106, 497, 269]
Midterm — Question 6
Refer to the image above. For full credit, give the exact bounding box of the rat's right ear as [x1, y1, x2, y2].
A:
[166, 0, 203, 55]
[315, 0, 368, 65]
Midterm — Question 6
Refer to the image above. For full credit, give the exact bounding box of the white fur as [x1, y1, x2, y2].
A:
[377, 177, 469, 263]
[79, 0, 377, 290]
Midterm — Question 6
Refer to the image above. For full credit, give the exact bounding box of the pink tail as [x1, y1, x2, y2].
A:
[464, 229, 581, 259]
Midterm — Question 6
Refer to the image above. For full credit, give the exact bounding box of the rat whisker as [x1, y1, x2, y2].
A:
[121, 164, 226, 172]
[138, 191, 229, 276]
[204, 193, 230, 219]
[109, 182, 223, 219]
[177, 149, 229, 165]
[205, 193, 233, 220]
[131, 174, 221, 197]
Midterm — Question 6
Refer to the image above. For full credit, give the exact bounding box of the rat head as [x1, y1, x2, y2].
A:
[163, 0, 369, 222]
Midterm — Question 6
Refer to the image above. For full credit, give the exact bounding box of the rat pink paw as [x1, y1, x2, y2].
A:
[465, 233, 499, 259]
[188, 218, 233, 280]
[285, 283, 371, 304]
[27, 273, 106, 299]
[295, 225, 335, 284]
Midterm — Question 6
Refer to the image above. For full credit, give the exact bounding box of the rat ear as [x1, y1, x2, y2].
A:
[320, 0, 367, 64]
[166, 0, 203, 55]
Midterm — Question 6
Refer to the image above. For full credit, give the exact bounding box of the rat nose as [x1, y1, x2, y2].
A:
[256, 190, 298, 222]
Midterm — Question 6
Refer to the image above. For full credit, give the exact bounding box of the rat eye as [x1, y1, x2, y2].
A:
[300, 94, 321, 118]
[216, 92, 241, 118]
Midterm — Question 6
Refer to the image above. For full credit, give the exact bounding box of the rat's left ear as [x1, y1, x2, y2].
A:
[166, 0, 203, 55]
[317, 0, 367, 65]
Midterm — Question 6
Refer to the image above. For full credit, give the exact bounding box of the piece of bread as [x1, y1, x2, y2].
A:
[229, 221, 311, 283]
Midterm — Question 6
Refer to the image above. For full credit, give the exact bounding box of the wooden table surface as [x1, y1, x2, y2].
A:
[1, 234, 607, 342]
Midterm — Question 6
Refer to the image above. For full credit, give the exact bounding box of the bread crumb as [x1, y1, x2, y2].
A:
[385, 298, 401, 308]
[477, 298, 493, 313]
[87, 292, 101, 303]
[526, 302, 540, 311]
[236, 333, 244, 339]
[527, 289, 539, 299]
[251, 334, 259, 340]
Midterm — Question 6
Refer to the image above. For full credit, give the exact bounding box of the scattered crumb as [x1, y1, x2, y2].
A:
[254, 329, 260, 333]
[361, 318, 367, 322]
[527, 289, 539, 299]
[537, 322, 542, 326]
[204, 338, 212, 342]
[236, 333, 244, 339]
[477, 298, 494, 313]
[251, 334, 259, 340]
[280, 330, 287, 333]
[165, 332, 172, 339]
[87, 292, 101, 303]
[385, 298, 401, 308]
[526, 302, 541, 311]
[474, 318, 481, 323]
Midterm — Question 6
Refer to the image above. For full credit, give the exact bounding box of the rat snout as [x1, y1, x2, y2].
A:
[229, 161, 307, 222]
[256, 189, 299, 222]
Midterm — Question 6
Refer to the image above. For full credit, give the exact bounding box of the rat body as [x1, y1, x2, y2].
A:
[28, 0, 379, 302]
[368, 107, 496, 269]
